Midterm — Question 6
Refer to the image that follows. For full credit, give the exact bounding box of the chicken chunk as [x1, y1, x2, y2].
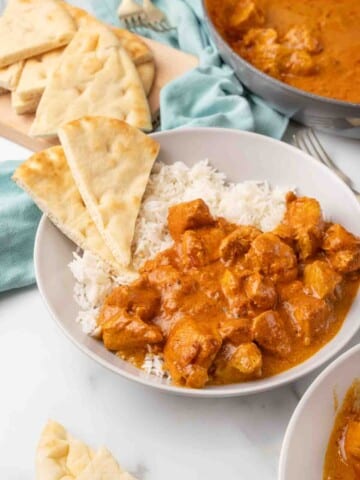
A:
[246, 232, 298, 283]
[244, 272, 277, 309]
[303, 260, 342, 300]
[164, 316, 222, 388]
[181, 227, 225, 268]
[282, 285, 331, 345]
[167, 199, 214, 241]
[219, 317, 252, 345]
[220, 225, 261, 265]
[281, 195, 325, 260]
[227, 342, 263, 377]
[252, 310, 291, 358]
[323, 224, 360, 274]
[229, 0, 264, 32]
[102, 310, 163, 351]
[282, 25, 322, 54]
[345, 421, 360, 460]
[98, 282, 160, 326]
[280, 50, 316, 76]
[221, 269, 248, 316]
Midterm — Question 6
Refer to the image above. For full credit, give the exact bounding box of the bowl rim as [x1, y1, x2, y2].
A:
[34, 127, 360, 398]
[202, 0, 360, 110]
[278, 342, 360, 479]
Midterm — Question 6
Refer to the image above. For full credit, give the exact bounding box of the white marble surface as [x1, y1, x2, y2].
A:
[0, 127, 360, 479]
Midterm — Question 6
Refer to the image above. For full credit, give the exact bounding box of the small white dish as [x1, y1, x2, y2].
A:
[34, 127, 360, 397]
[279, 343, 360, 479]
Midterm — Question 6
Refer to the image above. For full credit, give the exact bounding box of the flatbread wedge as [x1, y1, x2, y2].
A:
[11, 90, 40, 114]
[0, 0, 76, 68]
[12, 146, 121, 270]
[30, 23, 152, 137]
[0, 60, 24, 91]
[15, 48, 64, 101]
[58, 117, 160, 267]
[36, 420, 94, 480]
[62, 2, 153, 66]
[136, 61, 155, 96]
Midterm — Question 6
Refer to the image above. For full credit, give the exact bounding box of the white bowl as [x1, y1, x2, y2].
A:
[34, 127, 360, 397]
[279, 343, 360, 479]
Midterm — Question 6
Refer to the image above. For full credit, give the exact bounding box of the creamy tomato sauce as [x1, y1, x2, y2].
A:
[206, 0, 360, 103]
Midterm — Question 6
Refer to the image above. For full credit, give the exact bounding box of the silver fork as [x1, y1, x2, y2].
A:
[293, 128, 360, 201]
[118, 0, 175, 32]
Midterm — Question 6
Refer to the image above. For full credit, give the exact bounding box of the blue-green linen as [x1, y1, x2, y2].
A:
[0, 0, 288, 293]
[0, 162, 41, 293]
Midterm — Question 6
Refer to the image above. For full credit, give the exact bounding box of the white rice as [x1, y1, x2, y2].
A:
[69, 160, 292, 376]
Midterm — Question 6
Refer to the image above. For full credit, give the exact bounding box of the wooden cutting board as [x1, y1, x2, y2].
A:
[0, 37, 198, 152]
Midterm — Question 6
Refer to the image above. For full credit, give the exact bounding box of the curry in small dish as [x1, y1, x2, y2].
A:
[98, 193, 360, 388]
[206, 0, 360, 103]
[324, 380, 360, 480]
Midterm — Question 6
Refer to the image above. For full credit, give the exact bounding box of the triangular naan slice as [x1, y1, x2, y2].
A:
[30, 23, 151, 137]
[62, 2, 153, 66]
[12, 146, 121, 271]
[11, 90, 40, 114]
[36, 421, 94, 480]
[0, 0, 76, 68]
[15, 48, 64, 101]
[0, 60, 24, 91]
[136, 61, 155, 96]
[76, 447, 125, 480]
[58, 117, 160, 267]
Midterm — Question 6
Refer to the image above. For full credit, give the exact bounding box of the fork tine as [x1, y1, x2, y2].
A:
[304, 129, 332, 167]
[308, 129, 335, 166]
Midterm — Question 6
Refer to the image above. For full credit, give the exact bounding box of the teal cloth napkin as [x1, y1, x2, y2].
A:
[1, 0, 288, 293]
[0, 162, 41, 293]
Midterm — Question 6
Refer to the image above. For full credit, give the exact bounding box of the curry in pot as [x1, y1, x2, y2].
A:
[324, 380, 360, 479]
[206, 0, 360, 103]
[98, 194, 360, 388]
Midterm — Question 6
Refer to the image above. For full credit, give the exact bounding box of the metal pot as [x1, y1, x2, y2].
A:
[202, 0, 360, 139]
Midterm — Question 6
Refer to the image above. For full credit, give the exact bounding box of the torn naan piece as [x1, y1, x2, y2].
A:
[76, 447, 126, 480]
[58, 117, 160, 267]
[36, 420, 94, 480]
[0, 60, 24, 91]
[12, 146, 121, 271]
[0, 0, 76, 68]
[30, 23, 151, 136]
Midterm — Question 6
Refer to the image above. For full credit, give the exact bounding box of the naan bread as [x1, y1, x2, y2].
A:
[62, 2, 153, 66]
[30, 23, 152, 137]
[15, 48, 64, 101]
[35, 420, 94, 480]
[0, 60, 24, 91]
[12, 25, 153, 110]
[76, 447, 137, 480]
[0, 0, 76, 68]
[58, 117, 159, 267]
[11, 90, 40, 114]
[136, 61, 155, 96]
[12, 146, 121, 270]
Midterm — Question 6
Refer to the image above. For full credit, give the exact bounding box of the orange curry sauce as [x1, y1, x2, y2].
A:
[206, 0, 360, 103]
[324, 381, 360, 480]
[98, 195, 360, 389]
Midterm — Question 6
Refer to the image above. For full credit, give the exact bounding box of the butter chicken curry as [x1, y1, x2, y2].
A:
[98, 194, 360, 388]
[206, 0, 360, 103]
[324, 380, 360, 479]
